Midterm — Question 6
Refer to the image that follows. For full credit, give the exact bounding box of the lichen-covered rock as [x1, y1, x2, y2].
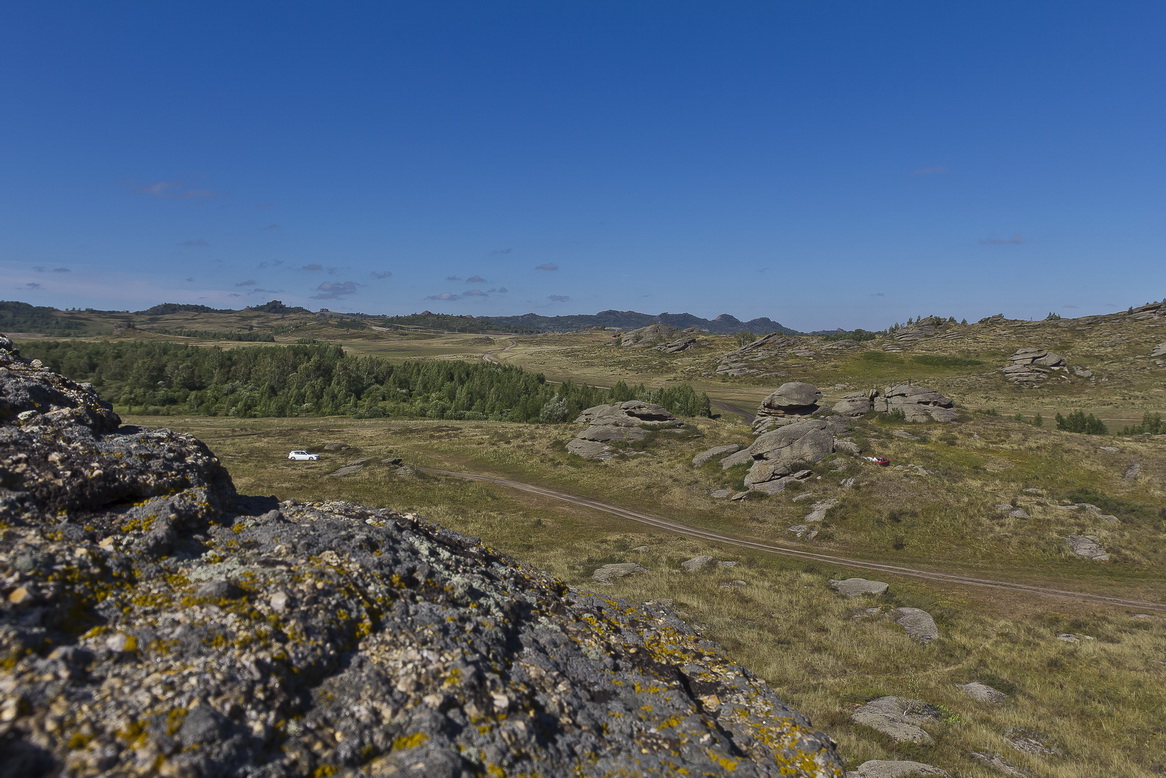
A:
[0, 334, 843, 777]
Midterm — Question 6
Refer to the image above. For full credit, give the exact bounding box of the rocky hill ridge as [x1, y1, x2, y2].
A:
[0, 333, 842, 776]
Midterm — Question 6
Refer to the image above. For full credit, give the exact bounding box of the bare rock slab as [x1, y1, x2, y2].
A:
[680, 555, 716, 572]
[1065, 535, 1109, 561]
[566, 438, 616, 460]
[830, 578, 889, 598]
[692, 443, 743, 467]
[591, 562, 648, 584]
[891, 607, 940, 643]
[846, 760, 950, 777]
[850, 696, 940, 744]
[969, 751, 1029, 777]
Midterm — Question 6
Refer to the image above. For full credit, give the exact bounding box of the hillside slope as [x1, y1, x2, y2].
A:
[0, 333, 842, 777]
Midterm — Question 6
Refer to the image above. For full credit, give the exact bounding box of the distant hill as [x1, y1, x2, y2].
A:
[0, 301, 799, 336]
[477, 310, 800, 334]
[0, 301, 99, 336]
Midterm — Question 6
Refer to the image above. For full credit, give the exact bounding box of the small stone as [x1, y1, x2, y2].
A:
[105, 633, 137, 653]
[958, 682, 1008, 704]
[6, 586, 33, 605]
[270, 590, 291, 613]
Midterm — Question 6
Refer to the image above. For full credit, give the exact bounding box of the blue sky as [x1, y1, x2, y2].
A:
[2, 1, 1163, 331]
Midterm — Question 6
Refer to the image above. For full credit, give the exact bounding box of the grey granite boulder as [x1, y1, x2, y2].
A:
[1066, 534, 1109, 561]
[846, 760, 950, 777]
[591, 562, 649, 583]
[877, 384, 958, 423]
[834, 391, 876, 417]
[830, 578, 889, 598]
[565, 438, 616, 460]
[753, 382, 823, 433]
[575, 401, 681, 427]
[692, 443, 743, 467]
[568, 401, 682, 458]
[958, 681, 1008, 704]
[680, 555, 716, 572]
[744, 419, 835, 489]
[658, 335, 698, 353]
[850, 696, 941, 744]
[891, 607, 940, 643]
[720, 447, 755, 469]
[1151, 342, 1166, 358]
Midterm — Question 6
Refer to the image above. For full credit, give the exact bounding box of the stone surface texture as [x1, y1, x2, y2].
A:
[890, 607, 940, 643]
[849, 697, 941, 744]
[1065, 534, 1110, 561]
[744, 419, 837, 491]
[829, 579, 889, 599]
[0, 335, 843, 777]
[568, 401, 683, 460]
[846, 760, 950, 777]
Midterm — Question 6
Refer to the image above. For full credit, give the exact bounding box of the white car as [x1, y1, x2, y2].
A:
[288, 450, 320, 461]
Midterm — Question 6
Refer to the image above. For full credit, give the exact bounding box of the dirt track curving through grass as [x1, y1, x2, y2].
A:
[481, 338, 516, 364]
[421, 467, 1166, 613]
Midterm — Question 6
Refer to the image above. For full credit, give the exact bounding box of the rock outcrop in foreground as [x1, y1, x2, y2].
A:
[0, 335, 842, 777]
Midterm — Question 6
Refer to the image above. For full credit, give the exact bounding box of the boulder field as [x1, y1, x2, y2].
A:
[0, 334, 843, 777]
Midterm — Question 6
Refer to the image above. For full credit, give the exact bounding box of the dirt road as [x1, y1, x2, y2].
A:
[421, 467, 1166, 613]
[481, 338, 516, 364]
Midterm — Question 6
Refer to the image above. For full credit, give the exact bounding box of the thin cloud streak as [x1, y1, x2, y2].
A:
[312, 281, 360, 300]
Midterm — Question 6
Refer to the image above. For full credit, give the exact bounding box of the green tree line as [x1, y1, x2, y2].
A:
[25, 341, 711, 422]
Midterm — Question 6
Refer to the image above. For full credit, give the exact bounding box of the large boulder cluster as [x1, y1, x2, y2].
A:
[753, 382, 823, 433]
[0, 335, 847, 776]
[833, 385, 958, 423]
[714, 334, 799, 376]
[566, 401, 683, 460]
[743, 419, 843, 494]
[1001, 347, 1069, 385]
[613, 324, 700, 353]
